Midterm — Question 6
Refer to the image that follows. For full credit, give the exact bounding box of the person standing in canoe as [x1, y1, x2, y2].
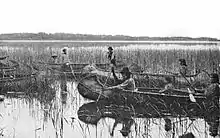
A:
[107, 47, 116, 67]
[60, 46, 71, 92]
[105, 67, 136, 91]
[60, 46, 71, 71]
[179, 59, 188, 76]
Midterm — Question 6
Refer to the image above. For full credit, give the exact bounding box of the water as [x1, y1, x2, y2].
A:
[0, 80, 217, 138]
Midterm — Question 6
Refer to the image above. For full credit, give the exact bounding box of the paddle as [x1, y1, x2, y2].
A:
[97, 65, 113, 102]
[180, 72, 196, 102]
[68, 63, 77, 81]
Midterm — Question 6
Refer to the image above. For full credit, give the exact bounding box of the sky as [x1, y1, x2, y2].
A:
[0, 0, 220, 39]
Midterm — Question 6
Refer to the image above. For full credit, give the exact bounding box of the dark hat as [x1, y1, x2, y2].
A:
[120, 129, 130, 137]
[179, 59, 187, 66]
[108, 47, 113, 50]
[120, 67, 131, 75]
[210, 73, 219, 83]
[62, 47, 68, 53]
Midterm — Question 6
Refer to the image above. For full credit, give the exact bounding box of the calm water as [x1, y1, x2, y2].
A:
[0, 81, 216, 138]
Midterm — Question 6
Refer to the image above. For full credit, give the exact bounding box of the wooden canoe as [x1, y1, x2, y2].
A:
[80, 64, 207, 88]
[34, 61, 110, 72]
[77, 74, 219, 114]
[0, 72, 39, 92]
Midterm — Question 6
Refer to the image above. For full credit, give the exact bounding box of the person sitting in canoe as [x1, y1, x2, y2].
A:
[0, 55, 9, 67]
[61, 47, 70, 64]
[190, 73, 220, 98]
[179, 59, 188, 76]
[196, 73, 219, 137]
[60, 47, 71, 71]
[159, 76, 174, 93]
[104, 67, 136, 91]
[0, 55, 10, 78]
[106, 47, 116, 67]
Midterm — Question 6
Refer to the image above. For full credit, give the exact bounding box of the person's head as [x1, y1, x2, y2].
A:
[120, 67, 132, 79]
[108, 47, 113, 51]
[164, 76, 173, 84]
[210, 73, 219, 83]
[179, 59, 187, 66]
[62, 47, 68, 54]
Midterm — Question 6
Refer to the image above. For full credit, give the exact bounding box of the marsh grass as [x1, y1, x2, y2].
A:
[0, 43, 219, 75]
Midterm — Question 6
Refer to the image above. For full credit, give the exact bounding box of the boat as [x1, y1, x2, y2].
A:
[77, 74, 219, 113]
[34, 61, 110, 71]
[78, 101, 219, 137]
[80, 64, 207, 88]
[0, 60, 40, 92]
[0, 72, 39, 92]
[32, 61, 145, 81]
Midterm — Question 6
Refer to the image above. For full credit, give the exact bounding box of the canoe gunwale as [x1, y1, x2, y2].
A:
[77, 74, 207, 100]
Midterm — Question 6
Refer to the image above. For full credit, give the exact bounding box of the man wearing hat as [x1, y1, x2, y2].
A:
[191, 73, 219, 137]
[204, 73, 220, 137]
[61, 47, 70, 64]
[60, 47, 70, 92]
[179, 59, 188, 76]
[105, 67, 136, 91]
[106, 47, 116, 67]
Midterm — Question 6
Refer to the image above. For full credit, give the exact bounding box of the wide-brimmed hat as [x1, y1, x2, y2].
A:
[179, 59, 187, 66]
[120, 67, 131, 75]
[210, 73, 219, 83]
[108, 47, 113, 50]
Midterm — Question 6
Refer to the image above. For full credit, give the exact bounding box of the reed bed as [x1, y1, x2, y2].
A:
[0, 42, 219, 76]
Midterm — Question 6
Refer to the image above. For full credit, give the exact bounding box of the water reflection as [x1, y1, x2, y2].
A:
[0, 80, 219, 138]
[0, 81, 85, 138]
[77, 100, 219, 138]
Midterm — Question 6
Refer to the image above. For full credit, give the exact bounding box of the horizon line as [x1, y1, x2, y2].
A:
[1, 40, 220, 44]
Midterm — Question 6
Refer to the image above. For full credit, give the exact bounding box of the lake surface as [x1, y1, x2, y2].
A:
[0, 81, 217, 138]
[0, 41, 219, 138]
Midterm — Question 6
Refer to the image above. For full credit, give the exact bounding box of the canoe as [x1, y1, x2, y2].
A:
[0, 72, 39, 92]
[77, 74, 219, 114]
[33, 61, 145, 79]
[77, 101, 219, 137]
[80, 64, 207, 88]
[0, 60, 20, 77]
[34, 61, 110, 71]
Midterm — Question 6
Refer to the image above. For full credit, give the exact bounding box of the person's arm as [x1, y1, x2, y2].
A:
[111, 67, 119, 82]
[0, 56, 9, 60]
[107, 79, 129, 90]
[159, 84, 174, 93]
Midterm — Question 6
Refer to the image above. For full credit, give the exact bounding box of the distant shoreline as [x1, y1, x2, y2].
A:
[0, 33, 219, 42]
[1, 40, 220, 44]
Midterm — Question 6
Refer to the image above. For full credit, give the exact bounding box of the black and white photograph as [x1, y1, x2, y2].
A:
[0, 0, 220, 137]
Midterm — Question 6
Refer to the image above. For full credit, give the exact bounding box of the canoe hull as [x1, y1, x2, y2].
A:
[0, 73, 38, 92]
[77, 74, 219, 118]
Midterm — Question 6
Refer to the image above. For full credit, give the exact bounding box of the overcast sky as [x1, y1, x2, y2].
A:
[0, 0, 220, 38]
